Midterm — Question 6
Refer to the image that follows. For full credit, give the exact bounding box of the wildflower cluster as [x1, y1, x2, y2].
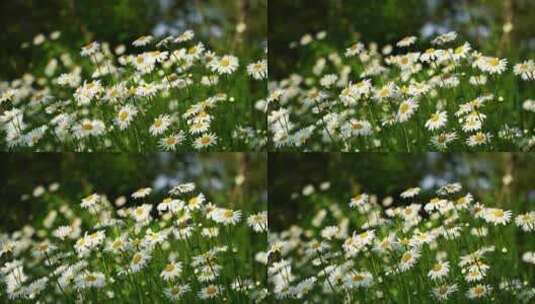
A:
[268, 181, 535, 303]
[268, 31, 535, 151]
[0, 30, 267, 151]
[0, 181, 268, 303]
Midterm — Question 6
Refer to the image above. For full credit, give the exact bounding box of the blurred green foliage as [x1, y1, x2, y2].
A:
[269, 0, 535, 78]
[0, 152, 267, 230]
[269, 153, 535, 230]
[0, 0, 266, 79]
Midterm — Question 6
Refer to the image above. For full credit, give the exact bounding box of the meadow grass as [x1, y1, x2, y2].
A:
[268, 32, 535, 151]
[0, 180, 268, 303]
[268, 180, 535, 303]
[0, 30, 267, 152]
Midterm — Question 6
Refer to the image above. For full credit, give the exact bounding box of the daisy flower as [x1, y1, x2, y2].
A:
[130, 252, 151, 273]
[149, 115, 172, 136]
[247, 59, 267, 80]
[74, 80, 103, 105]
[431, 132, 457, 150]
[428, 261, 450, 280]
[523, 99, 535, 112]
[174, 30, 194, 43]
[131, 204, 153, 222]
[513, 59, 535, 80]
[425, 111, 447, 131]
[81, 193, 101, 209]
[397, 99, 419, 122]
[340, 119, 372, 138]
[522, 252, 535, 265]
[475, 56, 507, 74]
[212, 208, 242, 225]
[193, 133, 218, 149]
[73, 119, 106, 139]
[399, 248, 421, 272]
[343, 271, 373, 289]
[169, 182, 196, 195]
[432, 284, 458, 301]
[466, 284, 492, 299]
[483, 208, 512, 225]
[160, 262, 183, 281]
[132, 187, 152, 198]
[115, 105, 138, 130]
[345, 42, 364, 57]
[187, 193, 205, 210]
[159, 132, 185, 151]
[247, 211, 268, 232]
[396, 36, 417, 47]
[467, 132, 492, 147]
[209, 55, 239, 75]
[349, 193, 369, 208]
[319, 74, 338, 88]
[75, 272, 106, 289]
[53, 225, 73, 240]
[132, 35, 153, 47]
[292, 276, 317, 297]
[198, 284, 223, 300]
[80, 41, 100, 57]
[400, 187, 421, 198]
[431, 31, 457, 45]
[450, 42, 471, 61]
[515, 212, 535, 232]
[164, 284, 191, 301]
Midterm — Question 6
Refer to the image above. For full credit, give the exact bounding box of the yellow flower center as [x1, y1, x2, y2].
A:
[488, 58, 500, 67]
[165, 263, 175, 272]
[351, 122, 363, 130]
[119, 111, 129, 121]
[493, 209, 504, 217]
[399, 103, 409, 113]
[219, 58, 230, 67]
[132, 254, 142, 264]
[82, 123, 94, 131]
[352, 274, 364, 281]
[86, 274, 97, 282]
[206, 286, 217, 295]
[401, 252, 412, 263]
[166, 137, 177, 145]
[223, 209, 234, 219]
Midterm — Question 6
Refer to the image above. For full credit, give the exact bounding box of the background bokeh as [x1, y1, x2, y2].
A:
[0, 152, 267, 231]
[0, 0, 267, 79]
[269, 0, 535, 78]
[269, 153, 535, 230]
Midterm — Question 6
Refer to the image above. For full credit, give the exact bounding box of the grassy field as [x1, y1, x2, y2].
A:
[268, 179, 535, 303]
[0, 179, 267, 303]
[0, 29, 267, 151]
[268, 31, 535, 151]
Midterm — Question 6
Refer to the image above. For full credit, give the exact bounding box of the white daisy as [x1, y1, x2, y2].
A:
[247, 59, 267, 80]
[149, 115, 172, 136]
[425, 111, 447, 131]
[428, 261, 450, 280]
[115, 105, 138, 130]
[212, 208, 242, 225]
[193, 133, 217, 149]
[209, 55, 239, 75]
[160, 262, 182, 281]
